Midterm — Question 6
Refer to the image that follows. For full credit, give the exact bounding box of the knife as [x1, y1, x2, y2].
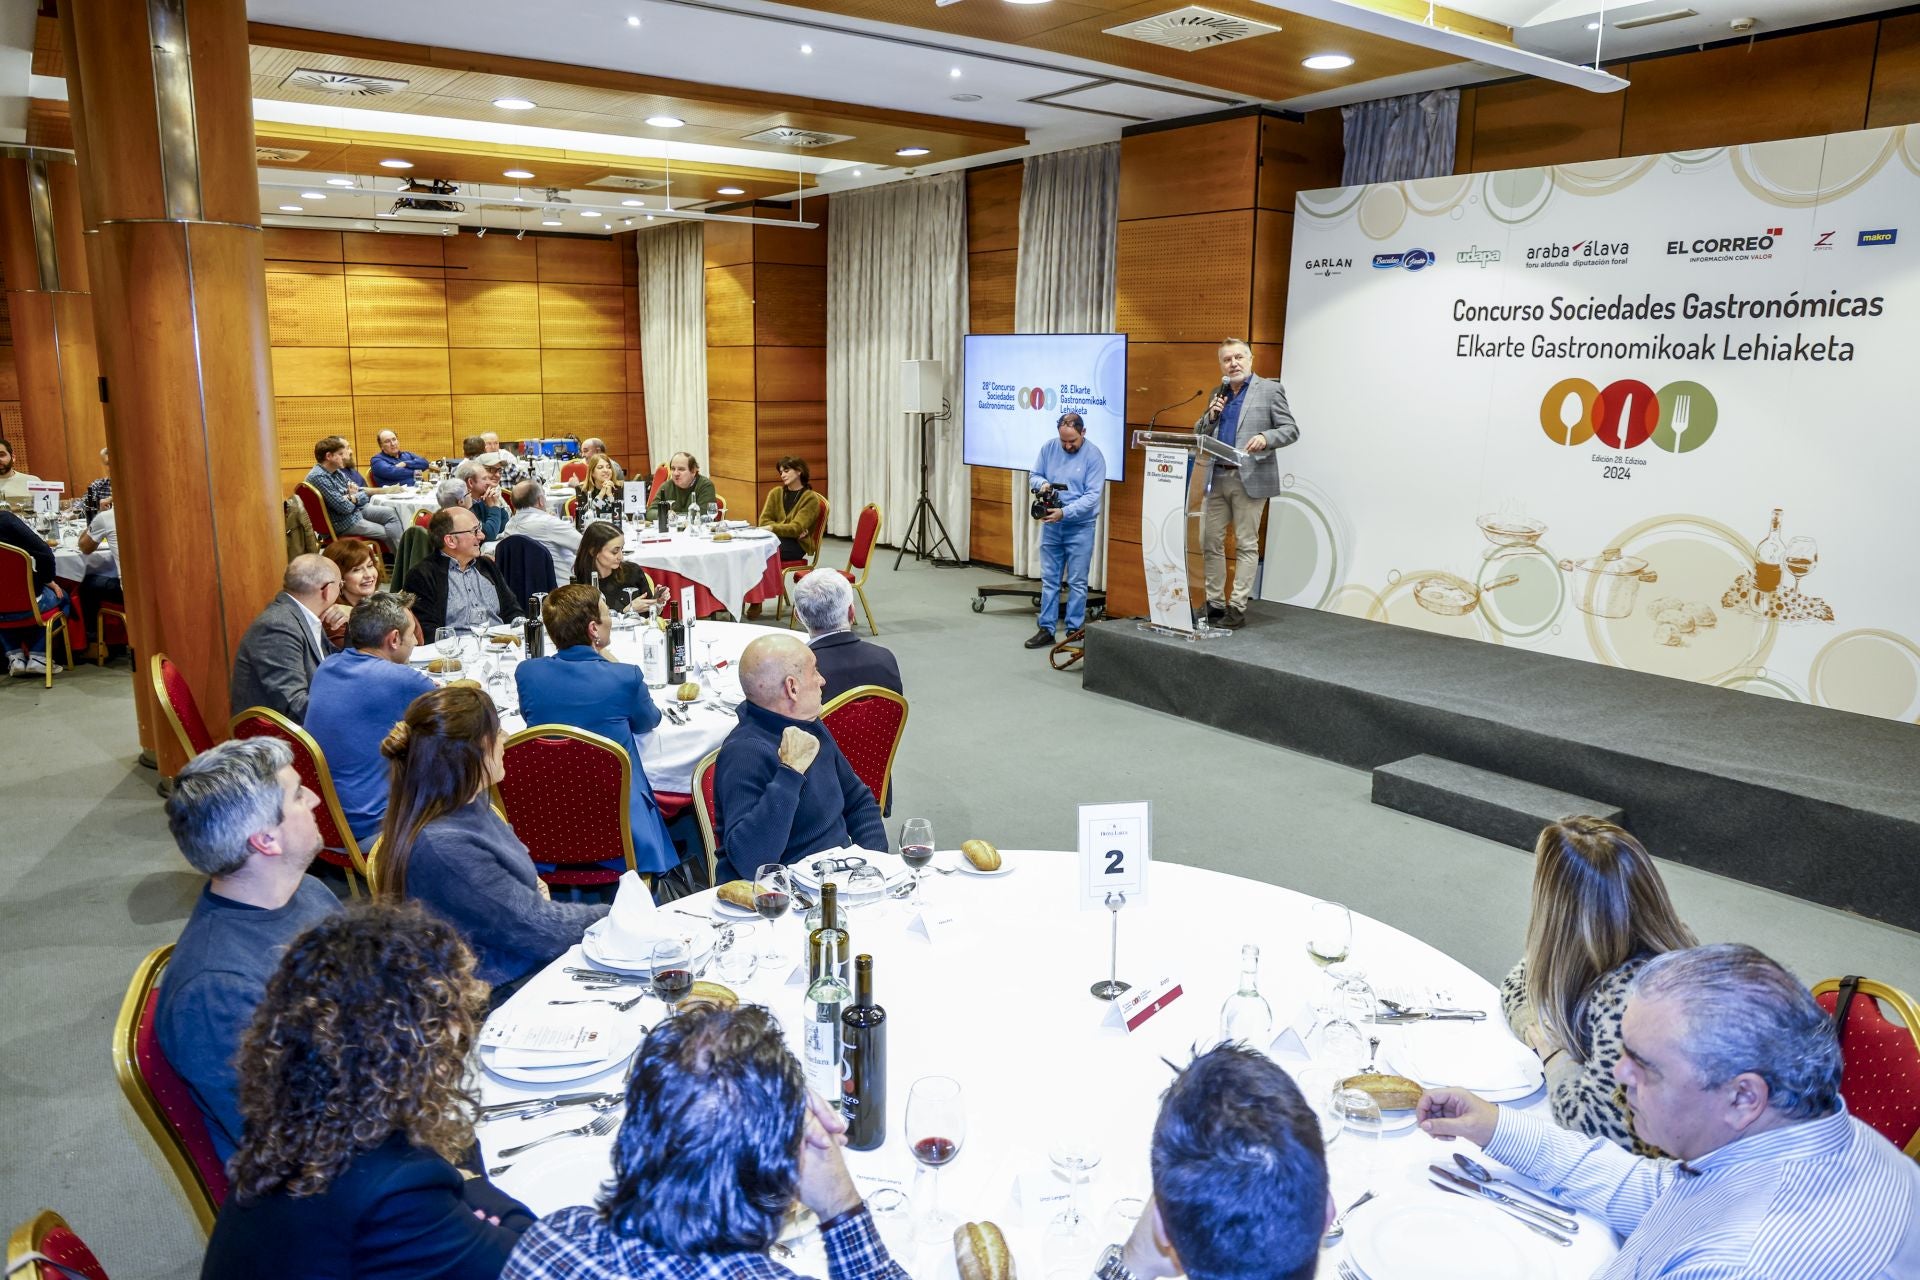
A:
[480, 1091, 610, 1119]
[1429, 1179, 1573, 1246]
[1429, 1167, 1579, 1233]
[565, 967, 653, 986]
[1376, 1010, 1487, 1023]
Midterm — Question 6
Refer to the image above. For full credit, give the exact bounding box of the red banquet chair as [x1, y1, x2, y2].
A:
[819, 685, 908, 812]
[293, 481, 339, 546]
[558, 459, 589, 484]
[150, 653, 216, 761]
[231, 706, 371, 894]
[772, 497, 831, 621]
[492, 725, 639, 889]
[413, 508, 433, 528]
[646, 464, 670, 505]
[1813, 976, 1920, 1157]
[691, 748, 722, 888]
[91, 600, 130, 664]
[8, 1208, 111, 1280]
[0, 543, 75, 686]
[114, 946, 228, 1235]
[786, 503, 882, 635]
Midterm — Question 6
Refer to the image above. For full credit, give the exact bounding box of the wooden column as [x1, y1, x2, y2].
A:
[704, 205, 828, 522]
[62, 0, 284, 774]
[964, 163, 1021, 570]
[0, 148, 105, 488]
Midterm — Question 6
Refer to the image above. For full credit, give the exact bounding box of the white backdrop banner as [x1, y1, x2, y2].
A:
[1271, 126, 1920, 723]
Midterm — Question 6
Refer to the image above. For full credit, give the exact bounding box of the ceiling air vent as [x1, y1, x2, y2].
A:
[1104, 6, 1282, 51]
[283, 69, 410, 96]
[589, 176, 670, 192]
[741, 126, 854, 149]
[256, 146, 311, 164]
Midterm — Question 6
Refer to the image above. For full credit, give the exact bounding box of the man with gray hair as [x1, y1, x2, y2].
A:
[454, 457, 510, 540]
[579, 437, 625, 484]
[1419, 943, 1920, 1278]
[792, 570, 901, 703]
[712, 634, 885, 880]
[302, 592, 436, 845]
[502, 478, 582, 578]
[229, 553, 340, 723]
[153, 738, 340, 1162]
[1193, 338, 1299, 630]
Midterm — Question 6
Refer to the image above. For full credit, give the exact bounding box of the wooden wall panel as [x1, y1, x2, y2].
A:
[542, 347, 627, 393]
[537, 237, 622, 284]
[1622, 26, 1877, 155]
[753, 221, 829, 267]
[1467, 75, 1627, 170]
[266, 271, 347, 346]
[274, 395, 353, 479]
[1259, 112, 1345, 211]
[706, 264, 755, 346]
[967, 163, 1023, 253]
[755, 402, 826, 479]
[970, 499, 1012, 568]
[342, 231, 443, 267]
[263, 228, 343, 263]
[709, 473, 758, 519]
[446, 279, 540, 347]
[345, 274, 448, 347]
[1869, 14, 1920, 128]
[1251, 210, 1292, 347]
[0, 349, 19, 402]
[707, 347, 755, 402]
[707, 399, 757, 478]
[450, 347, 542, 394]
[537, 283, 625, 347]
[1104, 543, 1145, 619]
[756, 264, 827, 347]
[703, 222, 754, 268]
[270, 346, 351, 396]
[1119, 117, 1258, 221]
[1123, 344, 1220, 426]
[350, 347, 451, 395]
[545, 392, 626, 439]
[453, 393, 544, 437]
[968, 249, 1016, 332]
[757, 347, 826, 401]
[1116, 211, 1254, 342]
[353, 395, 454, 459]
[444, 233, 539, 281]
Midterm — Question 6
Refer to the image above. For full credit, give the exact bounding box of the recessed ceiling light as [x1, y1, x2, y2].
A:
[379, 158, 413, 169]
[278, 205, 303, 212]
[493, 97, 536, 110]
[300, 191, 326, 200]
[950, 93, 981, 102]
[581, 209, 602, 217]
[645, 214, 654, 221]
[800, 43, 813, 54]
[717, 186, 745, 196]
[627, 14, 640, 25]
[543, 217, 563, 226]
[949, 67, 962, 79]
[504, 169, 535, 180]
[1004, 0, 1053, 5]
[325, 177, 355, 187]
[646, 116, 685, 128]
[513, 194, 525, 202]
[621, 198, 645, 206]
[1302, 53, 1354, 70]
[1586, 20, 1601, 29]
[375, 211, 396, 218]
[895, 147, 930, 157]
[852, 169, 863, 178]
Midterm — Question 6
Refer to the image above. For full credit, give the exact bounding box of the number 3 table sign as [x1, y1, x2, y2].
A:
[1078, 801, 1151, 1002]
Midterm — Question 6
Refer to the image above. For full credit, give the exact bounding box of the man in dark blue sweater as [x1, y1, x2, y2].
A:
[714, 634, 886, 881]
[155, 738, 342, 1161]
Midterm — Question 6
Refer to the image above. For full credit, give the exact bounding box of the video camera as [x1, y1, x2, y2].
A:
[1030, 483, 1063, 520]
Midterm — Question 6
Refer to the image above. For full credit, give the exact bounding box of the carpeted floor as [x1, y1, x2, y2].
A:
[4, 541, 1916, 1277]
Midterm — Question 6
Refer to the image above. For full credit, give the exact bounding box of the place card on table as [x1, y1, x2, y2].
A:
[1267, 991, 1319, 1062]
[1099, 975, 1182, 1032]
[905, 904, 959, 944]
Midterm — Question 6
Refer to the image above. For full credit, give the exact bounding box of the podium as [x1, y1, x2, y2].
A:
[1131, 429, 1248, 639]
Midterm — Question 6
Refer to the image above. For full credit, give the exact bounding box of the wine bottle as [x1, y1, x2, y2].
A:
[641, 612, 668, 689]
[1754, 507, 1785, 594]
[841, 954, 887, 1150]
[667, 600, 688, 684]
[807, 883, 852, 987]
[524, 592, 547, 659]
[803, 933, 851, 1107]
[1218, 943, 1275, 1049]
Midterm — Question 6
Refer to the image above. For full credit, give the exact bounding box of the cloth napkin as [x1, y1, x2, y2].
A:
[597, 871, 666, 960]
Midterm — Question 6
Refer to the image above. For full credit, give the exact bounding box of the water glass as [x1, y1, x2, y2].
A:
[713, 927, 759, 986]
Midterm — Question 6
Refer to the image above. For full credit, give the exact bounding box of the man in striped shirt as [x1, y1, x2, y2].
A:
[1419, 944, 1920, 1278]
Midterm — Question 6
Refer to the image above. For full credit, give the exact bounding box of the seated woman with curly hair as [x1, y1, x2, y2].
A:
[201, 901, 533, 1279]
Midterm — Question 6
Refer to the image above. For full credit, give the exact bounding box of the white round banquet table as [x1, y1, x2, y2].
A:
[622, 523, 782, 621]
[472, 855, 1621, 1280]
[379, 483, 574, 529]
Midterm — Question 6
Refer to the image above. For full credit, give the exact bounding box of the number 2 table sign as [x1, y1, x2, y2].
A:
[1078, 802, 1151, 1002]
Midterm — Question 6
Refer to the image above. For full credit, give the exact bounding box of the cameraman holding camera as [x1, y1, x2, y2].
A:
[1024, 411, 1106, 650]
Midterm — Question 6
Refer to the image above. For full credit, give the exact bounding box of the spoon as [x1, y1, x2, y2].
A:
[1452, 1152, 1580, 1216]
[1558, 389, 1585, 445]
[1365, 1037, 1380, 1072]
[1321, 1189, 1375, 1246]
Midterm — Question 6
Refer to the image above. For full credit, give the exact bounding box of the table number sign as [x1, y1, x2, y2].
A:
[1099, 976, 1182, 1032]
[622, 480, 646, 520]
[28, 481, 62, 519]
[1078, 801, 1150, 910]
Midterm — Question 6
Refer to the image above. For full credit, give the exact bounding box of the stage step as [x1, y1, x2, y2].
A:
[1370, 755, 1624, 851]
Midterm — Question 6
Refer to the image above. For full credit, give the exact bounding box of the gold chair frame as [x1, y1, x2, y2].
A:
[113, 946, 221, 1236]
[1812, 976, 1920, 1158]
[1, 543, 74, 688]
[772, 496, 831, 622]
[691, 746, 722, 888]
[148, 653, 208, 764]
[818, 683, 909, 811]
[229, 705, 369, 894]
[785, 503, 883, 636]
[492, 724, 639, 878]
[8, 1207, 100, 1280]
[296, 481, 342, 544]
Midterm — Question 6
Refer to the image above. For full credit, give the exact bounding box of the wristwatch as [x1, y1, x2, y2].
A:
[1093, 1244, 1137, 1280]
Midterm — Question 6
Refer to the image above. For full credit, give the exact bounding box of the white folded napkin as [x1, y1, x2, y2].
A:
[598, 872, 665, 959]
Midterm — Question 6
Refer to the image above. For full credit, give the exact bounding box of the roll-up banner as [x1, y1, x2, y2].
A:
[1140, 445, 1195, 632]
[1268, 126, 1920, 723]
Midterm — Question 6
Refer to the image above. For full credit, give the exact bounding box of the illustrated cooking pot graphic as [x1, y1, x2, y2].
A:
[1558, 547, 1658, 618]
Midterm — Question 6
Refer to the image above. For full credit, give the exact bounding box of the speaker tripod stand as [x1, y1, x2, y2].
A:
[895, 402, 964, 569]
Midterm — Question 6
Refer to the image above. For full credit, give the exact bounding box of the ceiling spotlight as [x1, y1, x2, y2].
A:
[581, 209, 602, 217]
[493, 97, 537, 110]
[513, 194, 525, 202]
[800, 43, 813, 54]
[622, 217, 634, 225]
[627, 14, 640, 25]
[476, 227, 487, 238]
[278, 205, 303, 212]
[542, 216, 563, 226]
[1004, 0, 1053, 5]
[379, 158, 413, 169]
[717, 186, 745, 196]
[516, 228, 527, 241]
[949, 67, 962, 79]
[300, 191, 326, 200]
[1586, 21, 1601, 29]
[504, 168, 536, 180]
[375, 211, 397, 218]
[852, 169, 863, 178]
[951, 93, 981, 102]
[622, 198, 645, 206]
[1302, 53, 1354, 69]
[646, 116, 685, 128]
[325, 177, 355, 187]
[645, 214, 654, 221]
[895, 147, 930, 157]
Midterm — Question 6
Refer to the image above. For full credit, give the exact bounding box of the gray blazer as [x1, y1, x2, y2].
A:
[1192, 373, 1300, 501]
[229, 592, 324, 724]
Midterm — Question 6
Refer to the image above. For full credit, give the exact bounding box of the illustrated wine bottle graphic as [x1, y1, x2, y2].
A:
[1754, 507, 1785, 594]
[840, 954, 887, 1150]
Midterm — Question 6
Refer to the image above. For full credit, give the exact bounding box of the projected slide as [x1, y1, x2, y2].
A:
[962, 333, 1128, 482]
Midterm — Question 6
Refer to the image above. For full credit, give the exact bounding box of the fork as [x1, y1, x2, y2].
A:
[1337, 1262, 1365, 1280]
[548, 993, 648, 1012]
[488, 1111, 620, 1175]
[1670, 393, 1691, 447]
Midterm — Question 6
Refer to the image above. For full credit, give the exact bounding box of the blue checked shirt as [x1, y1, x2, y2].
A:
[501, 1203, 911, 1280]
[1485, 1103, 1920, 1278]
[305, 463, 368, 520]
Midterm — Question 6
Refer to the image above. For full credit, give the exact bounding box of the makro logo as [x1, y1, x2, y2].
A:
[1457, 246, 1501, 267]
[1813, 231, 1836, 251]
[1859, 228, 1897, 246]
[1016, 386, 1056, 411]
[1523, 238, 1629, 268]
[1371, 248, 1435, 271]
[1304, 256, 1352, 276]
[1666, 228, 1782, 257]
[1538, 378, 1720, 453]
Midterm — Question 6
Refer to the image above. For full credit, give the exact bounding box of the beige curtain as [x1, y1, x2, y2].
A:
[1011, 142, 1119, 588]
[826, 173, 969, 556]
[635, 221, 708, 469]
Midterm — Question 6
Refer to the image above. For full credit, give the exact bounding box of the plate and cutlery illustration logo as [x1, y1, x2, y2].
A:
[1537, 379, 1719, 453]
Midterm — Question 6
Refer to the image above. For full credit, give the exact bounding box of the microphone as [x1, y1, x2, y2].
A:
[1204, 380, 1232, 425]
[1148, 388, 1205, 432]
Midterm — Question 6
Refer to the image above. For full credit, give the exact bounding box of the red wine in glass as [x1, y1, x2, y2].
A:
[652, 968, 693, 1005]
[900, 845, 934, 871]
[912, 1136, 959, 1167]
[755, 890, 791, 921]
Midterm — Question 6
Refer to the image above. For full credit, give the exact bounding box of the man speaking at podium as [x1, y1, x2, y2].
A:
[1024, 411, 1105, 651]
[1195, 338, 1300, 629]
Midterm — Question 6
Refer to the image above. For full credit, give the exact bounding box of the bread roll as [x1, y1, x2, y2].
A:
[955, 1222, 1014, 1280]
[1340, 1072, 1423, 1111]
[960, 839, 1001, 872]
[716, 880, 756, 910]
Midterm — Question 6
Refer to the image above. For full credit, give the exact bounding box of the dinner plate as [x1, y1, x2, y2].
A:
[710, 897, 760, 920]
[480, 1019, 644, 1085]
[1346, 1196, 1529, 1280]
[491, 1141, 616, 1218]
[951, 855, 1014, 877]
[579, 919, 715, 974]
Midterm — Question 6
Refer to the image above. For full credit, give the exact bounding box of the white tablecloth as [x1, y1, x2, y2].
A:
[624, 525, 780, 621]
[378, 485, 573, 530]
[474, 857, 1621, 1279]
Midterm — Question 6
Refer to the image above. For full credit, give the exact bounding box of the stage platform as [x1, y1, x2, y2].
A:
[1083, 602, 1920, 933]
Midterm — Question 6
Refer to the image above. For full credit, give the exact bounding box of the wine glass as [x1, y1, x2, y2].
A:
[650, 936, 694, 1013]
[706, 501, 721, 527]
[434, 626, 461, 675]
[844, 864, 885, 912]
[906, 1076, 966, 1242]
[1307, 900, 1352, 968]
[1332, 1087, 1385, 1190]
[898, 818, 934, 908]
[753, 863, 792, 966]
[1043, 1128, 1105, 1277]
[1785, 536, 1818, 590]
[1320, 1019, 1369, 1079]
